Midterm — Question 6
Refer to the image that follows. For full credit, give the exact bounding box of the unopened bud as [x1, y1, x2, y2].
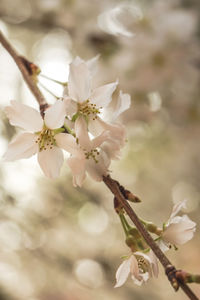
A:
[128, 227, 141, 239]
[125, 235, 136, 247]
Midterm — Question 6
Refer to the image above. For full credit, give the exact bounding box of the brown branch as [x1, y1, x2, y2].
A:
[0, 30, 47, 113]
[103, 175, 199, 300]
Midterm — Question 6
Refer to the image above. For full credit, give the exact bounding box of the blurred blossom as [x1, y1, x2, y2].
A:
[148, 92, 162, 112]
[172, 182, 199, 213]
[0, 0, 32, 24]
[78, 203, 109, 234]
[98, 4, 143, 37]
[74, 259, 104, 288]
[0, 221, 21, 251]
[38, 0, 62, 12]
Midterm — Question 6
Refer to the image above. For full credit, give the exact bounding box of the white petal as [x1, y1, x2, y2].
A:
[44, 100, 66, 129]
[168, 199, 187, 223]
[37, 147, 64, 179]
[55, 133, 80, 156]
[75, 117, 91, 151]
[3, 133, 37, 161]
[63, 97, 78, 118]
[90, 81, 118, 107]
[86, 55, 100, 76]
[129, 255, 140, 279]
[111, 91, 131, 121]
[162, 215, 196, 245]
[68, 58, 91, 102]
[132, 272, 149, 286]
[89, 118, 126, 147]
[86, 151, 110, 181]
[91, 131, 110, 149]
[5, 101, 43, 132]
[67, 156, 86, 187]
[114, 257, 132, 288]
[148, 250, 159, 277]
[98, 4, 142, 37]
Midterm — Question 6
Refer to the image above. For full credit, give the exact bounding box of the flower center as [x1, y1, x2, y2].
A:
[35, 128, 56, 151]
[78, 100, 102, 120]
[136, 255, 150, 274]
[84, 148, 100, 163]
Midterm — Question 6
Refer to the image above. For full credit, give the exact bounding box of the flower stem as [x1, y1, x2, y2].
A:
[38, 82, 59, 99]
[39, 73, 68, 86]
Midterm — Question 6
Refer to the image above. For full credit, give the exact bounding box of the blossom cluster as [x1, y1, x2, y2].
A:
[4, 56, 130, 187]
[115, 199, 196, 287]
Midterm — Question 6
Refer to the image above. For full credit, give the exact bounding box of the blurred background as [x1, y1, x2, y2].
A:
[0, 0, 200, 299]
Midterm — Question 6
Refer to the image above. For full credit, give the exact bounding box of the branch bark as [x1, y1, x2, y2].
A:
[0, 30, 47, 113]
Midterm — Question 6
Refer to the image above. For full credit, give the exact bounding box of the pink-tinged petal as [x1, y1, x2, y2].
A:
[90, 81, 118, 107]
[162, 215, 196, 245]
[75, 117, 91, 151]
[44, 100, 66, 129]
[67, 156, 86, 187]
[68, 59, 91, 103]
[37, 147, 64, 179]
[3, 133, 37, 161]
[55, 133, 80, 156]
[111, 91, 131, 121]
[168, 199, 187, 223]
[114, 257, 132, 288]
[5, 101, 43, 132]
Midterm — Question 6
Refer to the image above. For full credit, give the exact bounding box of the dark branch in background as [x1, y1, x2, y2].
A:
[0, 29, 199, 300]
[103, 175, 199, 300]
[0, 30, 48, 116]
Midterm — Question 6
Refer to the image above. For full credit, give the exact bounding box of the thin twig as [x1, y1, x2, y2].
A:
[103, 175, 199, 300]
[0, 30, 47, 114]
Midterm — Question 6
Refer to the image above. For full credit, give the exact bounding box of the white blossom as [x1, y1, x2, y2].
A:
[160, 200, 196, 250]
[3, 100, 74, 179]
[64, 56, 131, 159]
[115, 250, 158, 287]
[57, 116, 112, 187]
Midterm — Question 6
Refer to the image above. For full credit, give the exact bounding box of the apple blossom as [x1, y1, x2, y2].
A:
[115, 250, 158, 287]
[3, 100, 74, 179]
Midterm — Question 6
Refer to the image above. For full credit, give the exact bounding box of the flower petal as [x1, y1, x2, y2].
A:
[55, 133, 80, 155]
[162, 215, 196, 245]
[67, 156, 86, 187]
[90, 81, 118, 107]
[86, 150, 110, 182]
[37, 147, 64, 179]
[44, 100, 66, 129]
[68, 58, 91, 103]
[75, 117, 91, 151]
[3, 132, 38, 161]
[115, 257, 132, 288]
[86, 55, 100, 76]
[111, 91, 131, 121]
[168, 199, 187, 223]
[148, 250, 159, 278]
[5, 101, 43, 132]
